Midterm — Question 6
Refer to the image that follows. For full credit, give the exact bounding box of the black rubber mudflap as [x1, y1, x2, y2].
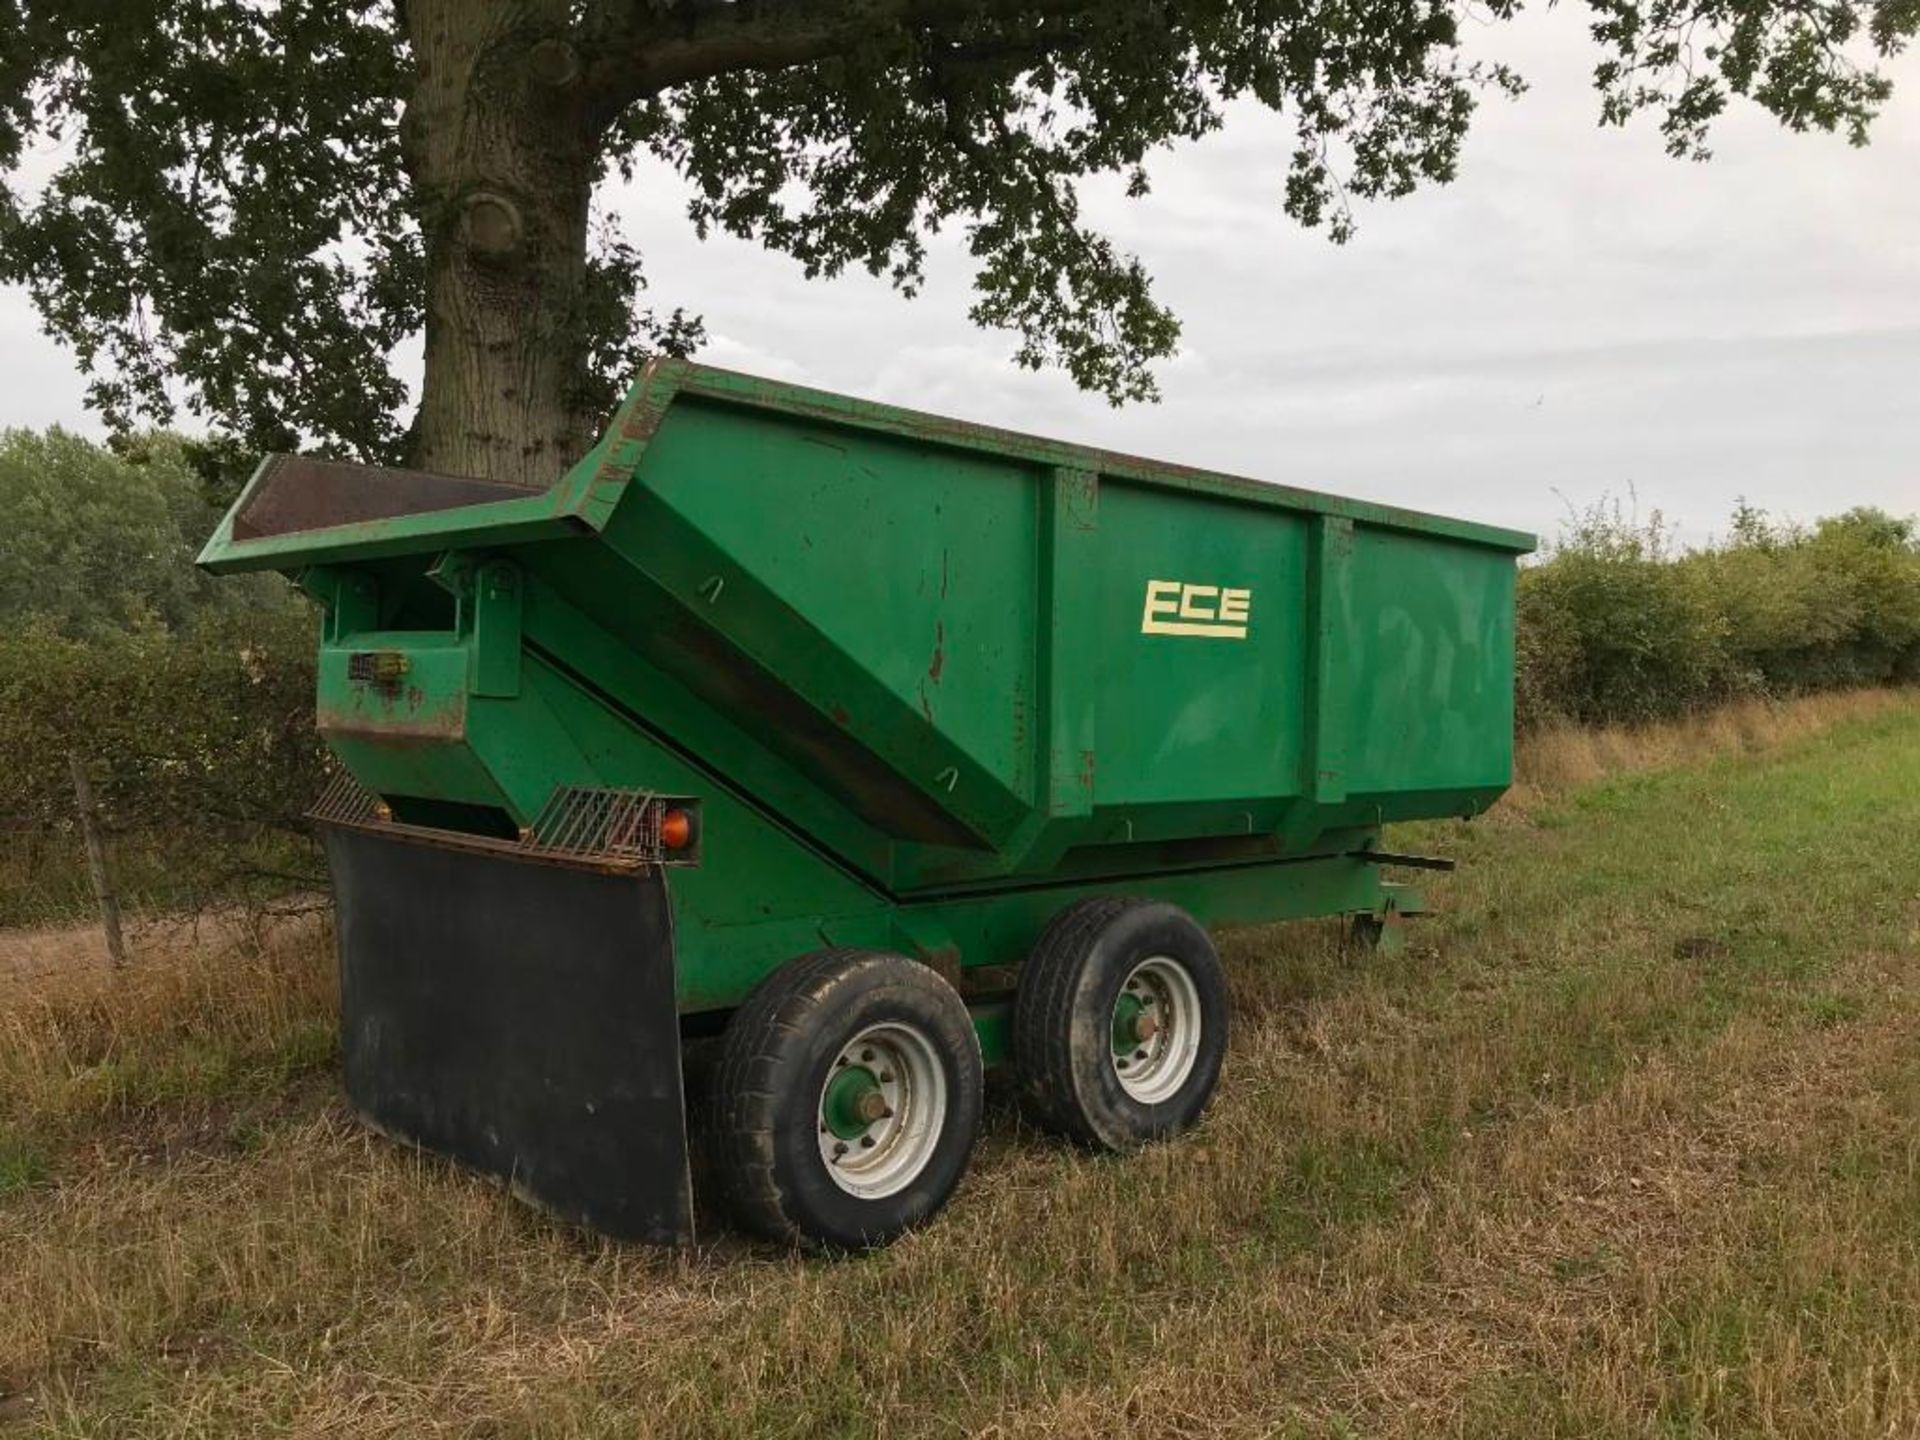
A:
[322, 826, 694, 1243]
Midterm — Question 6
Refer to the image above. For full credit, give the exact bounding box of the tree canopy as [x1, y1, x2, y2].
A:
[1, 0, 1912, 483]
[0, 427, 296, 636]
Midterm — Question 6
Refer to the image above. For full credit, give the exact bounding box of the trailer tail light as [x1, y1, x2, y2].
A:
[526, 787, 701, 868]
[659, 807, 694, 852]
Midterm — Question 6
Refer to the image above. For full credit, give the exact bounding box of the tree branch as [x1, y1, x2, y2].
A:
[584, 0, 1106, 106]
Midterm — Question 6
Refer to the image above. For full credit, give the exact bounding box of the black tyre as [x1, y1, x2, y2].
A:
[1012, 897, 1228, 1150]
[711, 948, 984, 1251]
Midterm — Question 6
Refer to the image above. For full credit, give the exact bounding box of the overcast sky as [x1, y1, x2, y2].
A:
[2, 6, 1915, 546]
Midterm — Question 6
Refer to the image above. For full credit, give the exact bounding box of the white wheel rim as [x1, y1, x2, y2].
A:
[816, 1022, 949, 1199]
[1111, 955, 1203, 1104]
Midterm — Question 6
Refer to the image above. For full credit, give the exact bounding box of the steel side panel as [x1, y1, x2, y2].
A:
[1340, 529, 1519, 796]
[324, 826, 694, 1243]
[1090, 479, 1311, 807]
[597, 392, 1520, 865]
[631, 401, 1040, 798]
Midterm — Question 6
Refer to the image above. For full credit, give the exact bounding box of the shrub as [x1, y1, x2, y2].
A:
[0, 427, 293, 640]
[1516, 502, 1738, 726]
[1517, 499, 1920, 728]
[0, 610, 325, 923]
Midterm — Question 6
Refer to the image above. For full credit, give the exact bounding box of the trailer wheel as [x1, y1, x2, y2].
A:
[711, 949, 983, 1251]
[1013, 898, 1228, 1151]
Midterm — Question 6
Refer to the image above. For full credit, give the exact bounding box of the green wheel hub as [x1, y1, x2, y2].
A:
[821, 1065, 886, 1140]
[1111, 991, 1151, 1055]
[815, 1021, 949, 1201]
[1111, 956, 1203, 1104]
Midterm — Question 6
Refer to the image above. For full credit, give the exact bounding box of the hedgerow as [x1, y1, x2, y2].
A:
[1517, 500, 1920, 728]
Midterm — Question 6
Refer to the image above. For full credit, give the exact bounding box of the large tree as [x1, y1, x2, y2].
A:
[0, 0, 1910, 486]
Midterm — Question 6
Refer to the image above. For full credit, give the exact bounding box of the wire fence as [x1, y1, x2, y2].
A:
[0, 619, 330, 986]
[0, 796, 327, 987]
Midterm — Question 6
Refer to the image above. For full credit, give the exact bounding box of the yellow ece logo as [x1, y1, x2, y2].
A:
[1140, 579, 1253, 639]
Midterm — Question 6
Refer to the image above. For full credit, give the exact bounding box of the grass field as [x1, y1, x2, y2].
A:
[2, 693, 1917, 1437]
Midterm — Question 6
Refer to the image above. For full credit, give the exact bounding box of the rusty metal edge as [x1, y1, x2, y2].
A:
[310, 812, 650, 878]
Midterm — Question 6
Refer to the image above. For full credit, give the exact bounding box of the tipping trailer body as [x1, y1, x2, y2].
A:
[200, 360, 1534, 1242]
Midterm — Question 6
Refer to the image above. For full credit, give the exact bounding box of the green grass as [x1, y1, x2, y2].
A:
[2, 697, 1918, 1437]
[0, 1128, 50, 1197]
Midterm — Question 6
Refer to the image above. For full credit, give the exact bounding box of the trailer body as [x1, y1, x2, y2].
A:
[201, 361, 1533, 1242]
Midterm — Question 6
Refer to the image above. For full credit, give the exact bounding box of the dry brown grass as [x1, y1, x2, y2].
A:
[2, 691, 1918, 1437]
[1508, 686, 1911, 808]
[0, 919, 333, 1177]
[0, 906, 325, 999]
[1313, 960, 1920, 1434]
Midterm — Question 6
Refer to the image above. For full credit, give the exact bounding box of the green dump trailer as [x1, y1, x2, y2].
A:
[199, 360, 1534, 1249]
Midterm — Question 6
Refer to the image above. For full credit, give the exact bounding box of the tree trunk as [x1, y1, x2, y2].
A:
[403, 0, 601, 487]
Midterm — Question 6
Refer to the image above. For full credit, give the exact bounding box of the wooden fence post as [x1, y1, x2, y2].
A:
[67, 752, 127, 969]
